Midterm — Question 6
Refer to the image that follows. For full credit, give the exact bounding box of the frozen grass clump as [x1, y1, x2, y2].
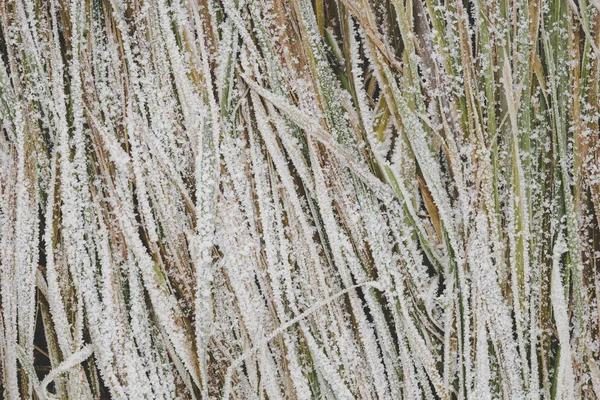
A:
[1, 0, 600, 398]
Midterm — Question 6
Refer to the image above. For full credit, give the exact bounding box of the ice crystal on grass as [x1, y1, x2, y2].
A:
[1, 0, 600, 398]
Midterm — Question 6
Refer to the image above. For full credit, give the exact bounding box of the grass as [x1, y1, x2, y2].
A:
[0, 0, 599, 398]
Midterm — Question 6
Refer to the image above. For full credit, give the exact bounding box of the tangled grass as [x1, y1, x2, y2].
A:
[1, 0, 600, 398]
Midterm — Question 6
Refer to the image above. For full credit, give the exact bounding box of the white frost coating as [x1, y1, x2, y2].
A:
[39, 345, 94, 395]
[0, 0, 598, 398]
[551, 233, 575, 400]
